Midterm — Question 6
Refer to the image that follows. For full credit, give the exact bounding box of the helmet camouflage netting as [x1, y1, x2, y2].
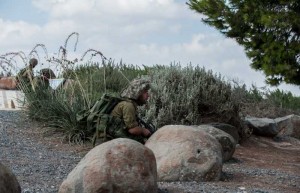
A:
[121, 77, 150, 100]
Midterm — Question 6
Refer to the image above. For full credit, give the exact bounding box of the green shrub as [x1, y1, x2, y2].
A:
[142, 64, 248, 141]
[266, 89, 300, 111]
[12, 40, 299, 144]
[231, 83, 300, 118]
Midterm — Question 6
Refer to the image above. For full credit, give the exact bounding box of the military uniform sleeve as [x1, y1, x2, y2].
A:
[121, 102, 139, 129]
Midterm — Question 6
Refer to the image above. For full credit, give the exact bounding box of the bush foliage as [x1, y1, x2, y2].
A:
[143, 64, 245, 138]
[2, 32, 299, 144]
[12, 61, 300, 144]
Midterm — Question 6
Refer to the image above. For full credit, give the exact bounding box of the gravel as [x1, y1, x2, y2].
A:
[0, 110, 82, 193]
[0, 110, 299, 193]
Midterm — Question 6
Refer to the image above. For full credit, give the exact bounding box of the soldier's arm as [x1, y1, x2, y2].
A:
[122, 102, 151, 137]
[128, 126, 151, 137]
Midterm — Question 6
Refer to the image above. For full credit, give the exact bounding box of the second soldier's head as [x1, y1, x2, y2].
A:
[29, 58, 38, 68]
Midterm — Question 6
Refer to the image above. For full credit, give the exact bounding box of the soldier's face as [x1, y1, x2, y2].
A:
[138, 90, 149, 105]
[142, 90, 149, 101]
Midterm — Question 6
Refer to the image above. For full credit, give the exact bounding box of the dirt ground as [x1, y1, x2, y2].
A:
[1, 111, 299, 193]
[221, 136, 300, 192]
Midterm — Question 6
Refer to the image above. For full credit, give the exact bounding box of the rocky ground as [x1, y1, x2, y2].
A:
[0, 110, 299, 193]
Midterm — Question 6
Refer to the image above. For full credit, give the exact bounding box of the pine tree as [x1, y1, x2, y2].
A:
[188, 0, 300, 86]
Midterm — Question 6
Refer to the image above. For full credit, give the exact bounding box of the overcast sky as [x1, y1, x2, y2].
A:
[0, 0, 299, 95]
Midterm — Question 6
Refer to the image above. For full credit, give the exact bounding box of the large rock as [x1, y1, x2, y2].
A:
[197, 125, 236, 162]
[59, 138, 157, 193]
[245, 116, 279, 137]
[145, 125, 223, 182]
[275, 114, 300, 139]
[245, 115, 300, 139]
[0, 77, 17, 90]
[0, 162, 21, 193]
[207, 122, 239, 143]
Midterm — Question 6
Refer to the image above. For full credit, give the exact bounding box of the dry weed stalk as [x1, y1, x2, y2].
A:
[81, 48, 107, 62]
[0, 52, 28, 75]
[28, 44, 48, 62]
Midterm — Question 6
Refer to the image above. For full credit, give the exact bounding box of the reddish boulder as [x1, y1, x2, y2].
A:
[146, 125, 223, 182]
[59, 138, 158, 193]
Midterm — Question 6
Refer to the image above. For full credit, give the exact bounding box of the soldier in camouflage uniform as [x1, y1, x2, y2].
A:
[108, 78, 152, 144]
[16, 58, 38, 89]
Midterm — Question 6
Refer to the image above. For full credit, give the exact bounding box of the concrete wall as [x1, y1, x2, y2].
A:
[0, 90, 24, 110]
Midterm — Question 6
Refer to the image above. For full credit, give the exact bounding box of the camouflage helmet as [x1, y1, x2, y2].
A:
[121, 77, 150, 100]
[29, 58, 38, 67]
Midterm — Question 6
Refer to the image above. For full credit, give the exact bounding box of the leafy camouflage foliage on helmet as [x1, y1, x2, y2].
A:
[121, 77, 150, 100]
